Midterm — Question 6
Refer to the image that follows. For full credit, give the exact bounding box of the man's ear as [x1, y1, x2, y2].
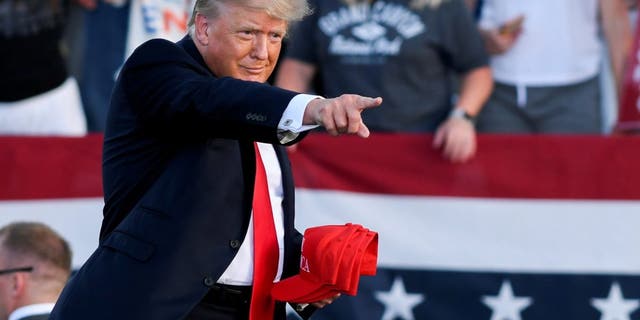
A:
[10, 272, 26, 299]
[194, 14, 210, 46]
[7, 272, 27, 302]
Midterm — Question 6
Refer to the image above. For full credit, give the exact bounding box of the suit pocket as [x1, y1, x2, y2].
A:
[102, 231, 155, 262]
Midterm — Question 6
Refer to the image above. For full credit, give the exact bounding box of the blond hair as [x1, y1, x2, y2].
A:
[188, 0, 312, 36]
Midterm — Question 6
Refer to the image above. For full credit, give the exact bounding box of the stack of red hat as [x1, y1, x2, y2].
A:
[271, 223, 378, 303]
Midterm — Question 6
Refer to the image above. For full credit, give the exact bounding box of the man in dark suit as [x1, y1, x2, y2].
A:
[49, 0, 381, 319]
[0, 222, 72, 320]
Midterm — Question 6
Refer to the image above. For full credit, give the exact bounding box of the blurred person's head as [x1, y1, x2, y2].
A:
[0, 222, 72, 320]
[187, 0, 311, 83]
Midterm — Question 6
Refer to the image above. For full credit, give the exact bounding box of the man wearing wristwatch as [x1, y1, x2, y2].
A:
[276, 0, 493, 163]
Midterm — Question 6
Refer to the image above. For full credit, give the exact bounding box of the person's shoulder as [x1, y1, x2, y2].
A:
[128, 38, 186, 62]
[119, 37, 201, 75]
[138, 38, 177, 49]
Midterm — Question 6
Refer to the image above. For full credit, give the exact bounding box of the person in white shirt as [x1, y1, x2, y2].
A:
[476, 0, 632, 133]
[0, 222, 72, 320]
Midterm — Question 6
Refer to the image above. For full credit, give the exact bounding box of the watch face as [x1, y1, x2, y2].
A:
[450, 108, 476, 123]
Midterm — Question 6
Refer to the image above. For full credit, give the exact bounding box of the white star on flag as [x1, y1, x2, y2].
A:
[591, 282, 640, 320]
[374, 276, 425, 320]
[482, 280, 532, 320]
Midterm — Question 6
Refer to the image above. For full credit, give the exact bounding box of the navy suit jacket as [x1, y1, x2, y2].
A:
[50, 36, 309, 319]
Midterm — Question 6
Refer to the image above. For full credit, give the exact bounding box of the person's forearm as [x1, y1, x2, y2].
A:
[455, 66, 493, 116]
[601, 0, 632, 96]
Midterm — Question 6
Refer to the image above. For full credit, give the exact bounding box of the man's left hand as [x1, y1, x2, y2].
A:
[310, 293, 341, 309]
[432, 117, 477, 163]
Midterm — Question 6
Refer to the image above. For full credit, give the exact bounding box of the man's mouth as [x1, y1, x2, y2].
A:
[243, 66, 266, 74]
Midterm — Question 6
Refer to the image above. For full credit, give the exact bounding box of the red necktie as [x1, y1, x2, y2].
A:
[250, 143, 279, 320]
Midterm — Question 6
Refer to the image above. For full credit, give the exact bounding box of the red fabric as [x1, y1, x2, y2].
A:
[0, 134, 103, 200]
[294, 229, 378, 301]
[288, 133, 640, 200]
[2, 133, 640, 201]
[271, 224, 359, 303]
[249, 143, 279, 320]
[616, 12, 640, 132]
[271, 224, 378, 304]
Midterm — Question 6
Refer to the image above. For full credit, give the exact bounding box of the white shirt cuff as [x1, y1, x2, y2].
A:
[277, 94, 322, 144]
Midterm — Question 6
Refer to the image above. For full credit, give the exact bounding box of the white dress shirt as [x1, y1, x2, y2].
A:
[217, 93, 320, 285]
[9, 303, 55, 320]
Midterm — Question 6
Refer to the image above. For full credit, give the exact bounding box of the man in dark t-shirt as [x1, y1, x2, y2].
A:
[276, 0, 492, 163]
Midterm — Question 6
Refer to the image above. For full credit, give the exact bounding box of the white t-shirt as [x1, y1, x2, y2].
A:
[479, 0, 601, 86]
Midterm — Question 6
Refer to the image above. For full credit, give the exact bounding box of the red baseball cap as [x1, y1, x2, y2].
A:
[297, 229, 378, 301]
[359, 231, 378, 276]
[342, 230, 378, 295]
[271, 224, 379, 303]
[288, 228, 368, 302]
[271, 223, 362, 303]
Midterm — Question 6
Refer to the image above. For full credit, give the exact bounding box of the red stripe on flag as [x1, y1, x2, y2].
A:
[2, 133, 640, 201]
[0, 135, 103, 200]
[289, 133, 640, 200]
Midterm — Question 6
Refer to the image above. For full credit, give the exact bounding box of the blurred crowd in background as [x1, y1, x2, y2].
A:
[0, 0, 637, 159]
[0, 2, 638, 319]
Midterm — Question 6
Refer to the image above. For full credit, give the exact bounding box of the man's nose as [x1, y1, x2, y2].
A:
[251, 35, 269, 60]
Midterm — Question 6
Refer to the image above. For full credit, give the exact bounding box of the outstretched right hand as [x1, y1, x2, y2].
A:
[303, 94, 383, 138]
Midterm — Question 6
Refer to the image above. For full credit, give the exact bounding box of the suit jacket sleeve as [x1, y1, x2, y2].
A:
[117, 39, 301, 144]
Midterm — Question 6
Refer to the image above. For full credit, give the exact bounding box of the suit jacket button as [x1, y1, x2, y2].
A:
[229, 240, 241, 249]
[203, 276, 215, 287]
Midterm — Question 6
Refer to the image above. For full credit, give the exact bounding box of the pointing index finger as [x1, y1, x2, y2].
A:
[357, 96, 383, 110]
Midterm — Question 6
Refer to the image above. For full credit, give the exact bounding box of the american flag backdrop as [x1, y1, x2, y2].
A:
[1, 134, 639, 320]
[286, 134, 640, 320]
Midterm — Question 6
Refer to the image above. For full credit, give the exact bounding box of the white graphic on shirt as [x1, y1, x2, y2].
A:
[318, 1, 426, 62]
[352, 21, 386, 41]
